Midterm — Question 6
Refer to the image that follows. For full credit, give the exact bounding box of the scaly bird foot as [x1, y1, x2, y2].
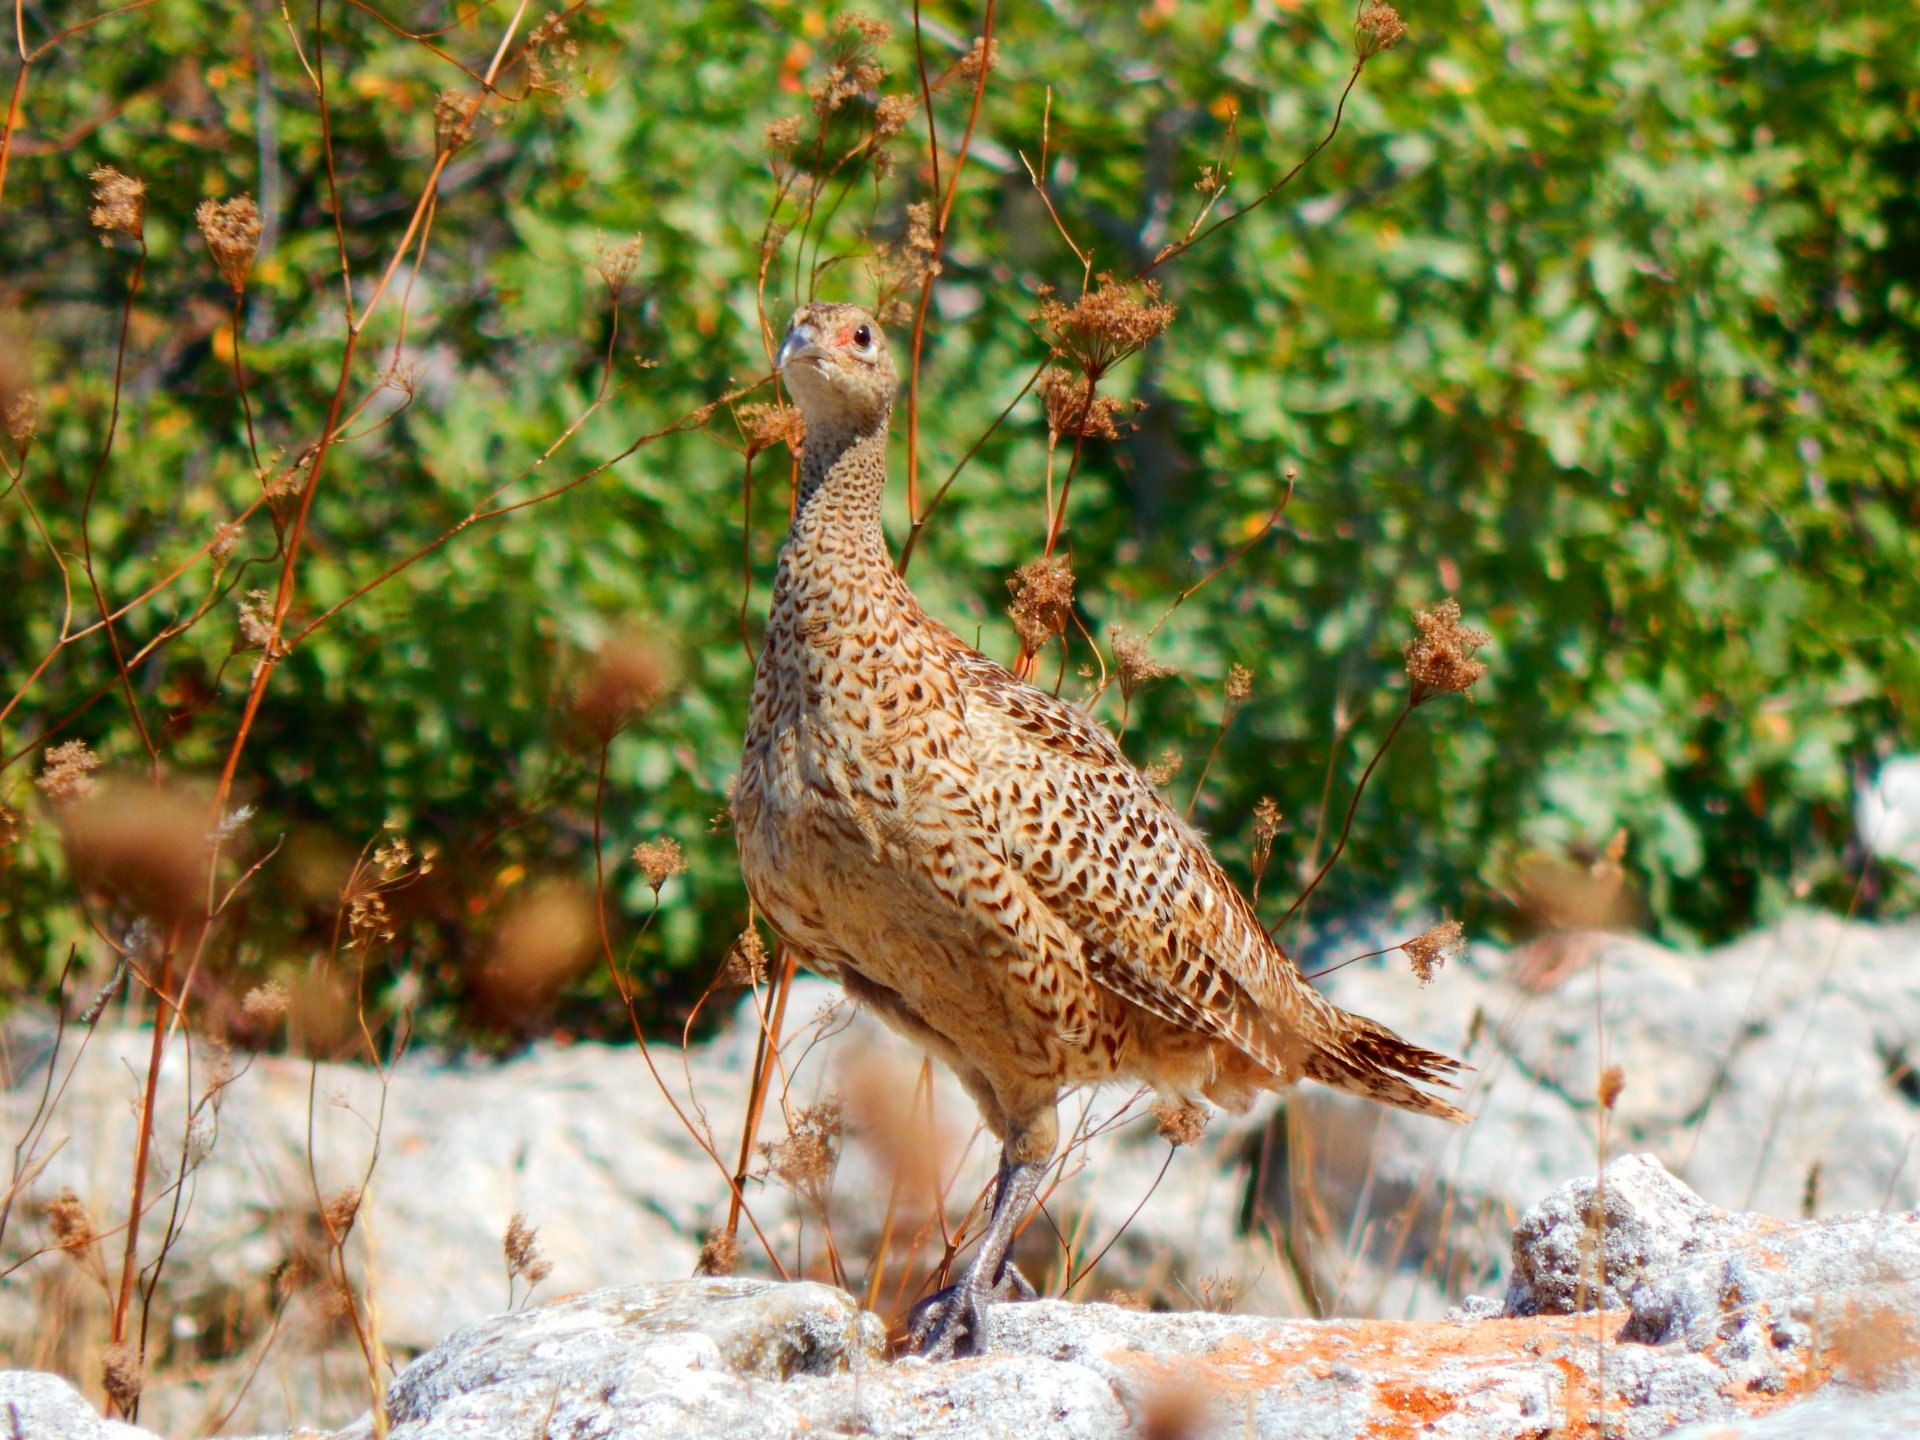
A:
[905, 1264, 1037, 1358]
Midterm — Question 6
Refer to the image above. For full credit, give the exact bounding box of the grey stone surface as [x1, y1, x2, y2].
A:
[1284, 912, 1920, 1317]
[1663, 1388, 1920, 1439]
[0, 1370, 163, 1440]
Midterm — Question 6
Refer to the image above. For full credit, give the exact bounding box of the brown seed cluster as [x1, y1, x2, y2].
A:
[956, 35, 999, 83]
[1404, 598, 1490, 702]
[1144, 750, 1183, 787]
[1597, 1064, 1626, 1112]
[1150, 1097, 1209, 1147]
[434, 89, 477, 156]
[632, 837, 687, 893]
[695, 1229, 739, 1276]
[737, 402, 805, 457]
[1403, 918, 1465, 985]
[593, 232, 644, 298]
[1356, 2, 1409, 60]
[322, 1187, 362, 1238]
[238, 588, 279, 653]
[524, 11, 582, 96]
[242, 980, 291, 1027]
[1006, 553, 1075, 652]
[568, 637, 668, 744]
[718, 925, 769, 988]
[503, 1210, 554, 1286]
[46, 1189, 100, 1275]
[1111, 627, 1177, 700]
[1036, 367, 1122, 441]
[764, 116, 803, 153]
[810, 14, 890, 118]
[1036, 274, 1175, 379]
[5, 389, 38, 450]
[763, 1100, 841, 1194]
[195, 196, 262, 293]
[36, 740, 101, 806]
[88, 166, 145, 243]
[100, 1342, 142, 1413]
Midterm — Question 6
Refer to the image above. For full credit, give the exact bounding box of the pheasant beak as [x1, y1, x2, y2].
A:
[776, 320, 820, 373]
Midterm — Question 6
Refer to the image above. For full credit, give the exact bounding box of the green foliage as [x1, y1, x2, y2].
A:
[2, 1, 1916, 1032]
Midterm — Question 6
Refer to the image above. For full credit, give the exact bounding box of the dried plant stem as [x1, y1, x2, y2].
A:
[107, 930, 176, 1384]
[1274, 701, 1414, 938]
[724, 947, 798, 1255]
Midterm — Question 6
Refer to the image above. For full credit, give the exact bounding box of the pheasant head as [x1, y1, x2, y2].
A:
[777, 302, 897, 436]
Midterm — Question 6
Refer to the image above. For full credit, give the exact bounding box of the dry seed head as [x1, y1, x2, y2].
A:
[242, 980, 290, 1027]
[568, 636, 668, 744]
[210, 520, 241, 567]
[841, 13, 891, 45]
[503, 1210, 553, 1284]
[88, 166, 145, 243]
[434, 89, 476, 156]
[764, 116, 804, 153]
[873, 92, 917, 144]
[1036, 274, 1175, 379]
[1006, 553, 1075, 652]
[36, 740, 101, 806]
[4, 390, 37, 449]
[632, 836, 687, 893]
[60, 782, 210, 927]
[1404, 598, 1490, 702]
[347, 892, 395, 949]
[762, 1100, 842, 1193]
[1150, 1097, 1209, 1147]
[238, 588, 280, 653]
[593, 231, 644, 298]
[100, 1343, 142, 1413]
[1356, 2, 1409, 60]
[1225, 664, 1253, 710]
[1110, 627, 1177, 700]
[718, 925, 769, 987]
[1144, 750, 1183, 787]
[1597, 1064, 1626, 1112]
[46, 1188, 98, 1258]
[737, 402, 805, 457]
[322, 1187, 361, 1238]
[696, 1229, 739, 1276]
[477, 881, 597, 1014]
[957, 35, 999, 82]
[195, 196, 261, 293]
[1403, 918, 1465, 985]
[1037, 367, 1122, 441]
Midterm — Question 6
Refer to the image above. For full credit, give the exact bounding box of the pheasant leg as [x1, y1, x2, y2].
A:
[907, 1153, 1045, 1358]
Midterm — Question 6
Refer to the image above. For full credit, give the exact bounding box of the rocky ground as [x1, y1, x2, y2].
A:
[4, 1155, 1917, 1438]
[2, 912, 1916, 1435]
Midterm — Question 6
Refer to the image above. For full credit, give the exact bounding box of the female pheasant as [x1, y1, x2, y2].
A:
[734, 302, 1466, 1357]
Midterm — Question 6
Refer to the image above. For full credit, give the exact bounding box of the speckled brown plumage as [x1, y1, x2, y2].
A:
[734, 303, 1466, 1355]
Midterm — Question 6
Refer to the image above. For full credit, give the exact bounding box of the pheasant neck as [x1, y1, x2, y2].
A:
[787, 411, 892, 569]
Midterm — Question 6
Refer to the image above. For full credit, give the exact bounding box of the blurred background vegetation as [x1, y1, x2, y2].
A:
[2, 0, 1916, 1043]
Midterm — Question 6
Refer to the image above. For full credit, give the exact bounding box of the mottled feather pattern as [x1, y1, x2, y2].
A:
[735, 303, 1468, 1173]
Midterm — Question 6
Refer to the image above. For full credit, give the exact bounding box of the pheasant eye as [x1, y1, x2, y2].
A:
[853, 324, 873, 349]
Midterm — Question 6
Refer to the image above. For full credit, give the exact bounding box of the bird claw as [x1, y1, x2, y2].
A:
[905, 1264, 1037, 1358]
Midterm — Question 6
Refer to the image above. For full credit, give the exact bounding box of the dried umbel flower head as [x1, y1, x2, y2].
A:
[503, 1210, 554, 1286]
[1006, 553, 1075, 652]
[957, 35, 999, 82]
[1150, 1097, 1209, 1147]
[566, 635, 668, 745]
[434, 89, 477, 156]
[593, 231, 644, 299]
[242, 980, 291, 1028]
[195, 196, 261, 293]
[1144, 750, 1183, 787]
[59, 781, 211, 926]
[475, 881, 597, 1019]
[1597, 1064, 1625, 1111]
[322, 1187, 361, 1239]
[737, 402, 805, 458]
[46, 1189, 102, 1277]
[762, 1100, 842, 1195]
[717, 925, 769, 987]
[88, 166, 145, 243]
[764, 115, 803, 153]
[100, 1342, 142, 1413]
[872, 202, 942, 320]
[36, 739, 101, 806]
[237, 588, 281, 653]
[632, 837, 686, 894]
[1035, 274, 1175, 379]
[1404, 598, 1490, 702]
[1037, 367, 1122, 441]
[1355, 2, 1409, 60]
[3, 390, 37, 451]
[1110, 627, 1177, 700]
[1224, 664, 1253, 719]
[1403, 918, 1465, 985]
[696, 1229, 739, 1276]
[872, 92, 916, 144]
